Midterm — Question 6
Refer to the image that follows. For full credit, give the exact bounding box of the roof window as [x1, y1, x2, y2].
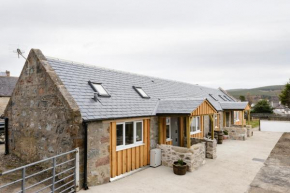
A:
[133, 86, 150, 99]
[209, 94, 218, 101]
[89, 81, 110, 97]
[223, 95, 232, 101]
[218, 95, 227, 101]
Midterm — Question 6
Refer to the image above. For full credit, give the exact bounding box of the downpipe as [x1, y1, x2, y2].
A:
[83, 121, 89, 190]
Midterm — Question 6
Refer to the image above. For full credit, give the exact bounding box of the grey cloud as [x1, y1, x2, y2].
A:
[0, 0, 290, 89]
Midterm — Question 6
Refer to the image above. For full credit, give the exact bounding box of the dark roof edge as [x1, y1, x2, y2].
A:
[82, 115, 156, 123]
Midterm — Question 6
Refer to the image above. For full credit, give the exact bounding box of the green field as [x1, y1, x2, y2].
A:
[227, 85, 284, 99]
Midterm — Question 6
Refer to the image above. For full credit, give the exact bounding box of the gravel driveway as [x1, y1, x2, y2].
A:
[82, 130, 282, 193]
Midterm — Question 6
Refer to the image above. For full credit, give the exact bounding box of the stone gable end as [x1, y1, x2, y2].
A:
[4, 49, 84, 165]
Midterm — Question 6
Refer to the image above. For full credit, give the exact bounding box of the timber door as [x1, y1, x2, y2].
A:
[171, 117, 179, 146]
[110, 119, 151, 179]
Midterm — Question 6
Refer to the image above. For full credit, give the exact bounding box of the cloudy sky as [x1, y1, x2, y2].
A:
[0, 0, 289, 89]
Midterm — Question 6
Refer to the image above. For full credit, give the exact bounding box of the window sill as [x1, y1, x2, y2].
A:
[190, 131, 201, 135]
[116, 143, 145, 152]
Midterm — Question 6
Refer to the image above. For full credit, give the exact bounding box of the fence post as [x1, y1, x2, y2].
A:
[52, 158, 56, 192]
[75, 147, 80, 191]
[22, 167, 25, 193]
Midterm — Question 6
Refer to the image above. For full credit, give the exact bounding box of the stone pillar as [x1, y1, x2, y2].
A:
[205, 139, 217, 159]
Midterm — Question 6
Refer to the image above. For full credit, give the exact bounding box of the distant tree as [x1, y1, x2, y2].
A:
[279, 81, 290, 107]
[239, 95, 246, 101]
[246, 92, 253, 105]
[252, 100, 273, 113]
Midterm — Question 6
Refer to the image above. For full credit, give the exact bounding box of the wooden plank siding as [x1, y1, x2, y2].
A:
[110, 119, 150, 178]
[158, 100, 218, 145]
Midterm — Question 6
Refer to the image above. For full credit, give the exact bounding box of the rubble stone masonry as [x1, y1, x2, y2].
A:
[87, 121, 110, 186]
[4, 49, 84, 186]
[158, 143, 206, 172]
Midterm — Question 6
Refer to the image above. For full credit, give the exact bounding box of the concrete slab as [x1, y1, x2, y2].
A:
[249, 133, 290, 193]
[81, 131, 282, 193]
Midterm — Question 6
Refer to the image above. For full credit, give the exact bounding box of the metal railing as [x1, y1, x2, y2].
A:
[0, 148, 79, 193]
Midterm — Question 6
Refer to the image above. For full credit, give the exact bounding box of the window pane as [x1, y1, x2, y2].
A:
[93, 84, 108, 95]
[136, 122, 142, 142]
[166, 125, 170, 139]
[125, 122, 134, 145]
[136, 88, 149, 98]
[197, 117, 200, 130]
[191, 118, 196, 132]
[116, 124, 123, 146]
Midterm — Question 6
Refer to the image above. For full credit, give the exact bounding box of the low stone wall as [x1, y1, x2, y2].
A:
[224, 126, 247, 141]
[157, 143, 205, 172]
[188, 138, 217, 159]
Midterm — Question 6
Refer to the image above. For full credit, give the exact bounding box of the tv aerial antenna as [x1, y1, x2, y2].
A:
[9, 44, 28, 60]
[13, 48, 27, 60]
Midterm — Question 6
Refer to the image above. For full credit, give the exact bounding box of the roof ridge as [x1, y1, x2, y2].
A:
[46, 56, 204, 88]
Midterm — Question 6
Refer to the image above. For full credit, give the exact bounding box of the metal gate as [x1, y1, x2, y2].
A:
[0, 148, 79, 193]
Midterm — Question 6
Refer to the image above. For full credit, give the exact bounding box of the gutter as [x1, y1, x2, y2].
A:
[82, 120, 89, 190]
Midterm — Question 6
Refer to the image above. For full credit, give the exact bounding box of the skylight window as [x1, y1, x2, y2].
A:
[209, 94, 218, 101]
[218, 95, 227, 101]
[133, 86, 150, 99]
[88, 81, 110, 97]
[223, 95, 232, 101]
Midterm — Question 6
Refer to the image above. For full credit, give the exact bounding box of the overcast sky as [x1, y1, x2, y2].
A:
[0, 0, 289, 89]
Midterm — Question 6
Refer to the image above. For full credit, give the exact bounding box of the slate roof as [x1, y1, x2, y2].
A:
[219, 102, 249, 110]
[47, 57, 241, 121]
[156, 98, 208, 114]
[0, 76, 18, 97]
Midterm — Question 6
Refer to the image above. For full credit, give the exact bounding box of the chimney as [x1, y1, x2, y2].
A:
[6, 70, 10, 77]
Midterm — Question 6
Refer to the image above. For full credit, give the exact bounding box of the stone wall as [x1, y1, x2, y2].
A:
[150, 116, 158, 149]
[4, 49, 84, 187]
[204, 115, 210, 138]
[0, 97, 10, 116]
[224, 126, 247, 141]
[87, 121, 110, 186]
[188, 138, 217, 159]
[219, 111, 224, 130]
[157, 144, 205, 172]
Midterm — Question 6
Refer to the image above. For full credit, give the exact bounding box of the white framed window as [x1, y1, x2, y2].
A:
[166, 117, 171, 141]
[88, 81, 110, 97]
[214, 114, 218, 129]
[135, 121, 143, 144]
[234, 111, 240, 122]
[133, 86, 150, 98]
[116, 120, 144, 151]
[190, 116, 201, 134]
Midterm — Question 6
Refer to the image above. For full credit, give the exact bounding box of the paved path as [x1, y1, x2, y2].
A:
[82, 131, 282, 193]
[249, 133, 290, 193]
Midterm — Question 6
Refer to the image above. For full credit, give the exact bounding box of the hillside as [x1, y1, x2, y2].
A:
[227, 85, 284, 102]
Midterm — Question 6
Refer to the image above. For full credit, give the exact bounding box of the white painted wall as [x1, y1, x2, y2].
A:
[260, 120, 290, 132]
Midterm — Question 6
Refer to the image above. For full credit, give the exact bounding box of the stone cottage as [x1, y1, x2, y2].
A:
[0, 71, 18, 116]
[4, 49, 250, 189]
